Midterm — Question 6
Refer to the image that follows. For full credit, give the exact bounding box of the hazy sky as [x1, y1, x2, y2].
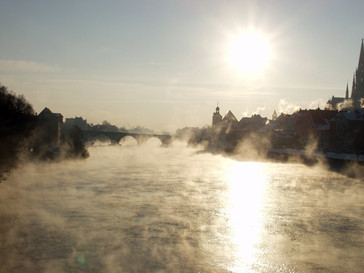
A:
[1, 0, 364, 131]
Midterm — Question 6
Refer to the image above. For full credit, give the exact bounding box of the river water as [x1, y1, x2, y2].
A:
[0, 140, 363, 272]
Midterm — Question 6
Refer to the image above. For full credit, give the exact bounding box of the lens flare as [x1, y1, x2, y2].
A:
[77, 255, 86, 265]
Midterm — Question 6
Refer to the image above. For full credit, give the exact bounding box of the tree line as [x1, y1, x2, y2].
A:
[0, 84, 88, 179]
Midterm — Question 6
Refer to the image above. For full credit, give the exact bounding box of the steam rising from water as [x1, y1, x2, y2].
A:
[0, 142, 363, 272]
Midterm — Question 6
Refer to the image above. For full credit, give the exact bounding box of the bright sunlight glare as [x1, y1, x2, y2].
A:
[228, 30, 271, 75]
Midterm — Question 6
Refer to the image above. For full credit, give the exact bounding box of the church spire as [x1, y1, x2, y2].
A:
[212, 103, 222, 127]
[358, 38, 364, 75]
[354, 38, 364, 105]
[216, 102, 220, 113]
[351, 73, 356, 98]
[346, 83, 349, 99]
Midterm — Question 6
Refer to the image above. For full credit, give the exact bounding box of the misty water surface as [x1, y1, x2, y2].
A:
[0, 140, 363, 273]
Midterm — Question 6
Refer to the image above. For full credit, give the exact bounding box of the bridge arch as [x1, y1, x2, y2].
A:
[119, 135, 138, 146]
[143, 137, 163, 146]
[81, 130, 172, 146]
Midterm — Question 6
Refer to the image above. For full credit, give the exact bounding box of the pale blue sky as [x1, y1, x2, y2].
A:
[1, 0, 363, 131]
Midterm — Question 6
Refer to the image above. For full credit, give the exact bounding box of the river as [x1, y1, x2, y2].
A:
[0, 140, 363, 272]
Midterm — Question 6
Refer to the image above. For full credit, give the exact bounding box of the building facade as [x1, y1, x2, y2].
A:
[64, 116, 89, 130]
[36, 107, 63, 146]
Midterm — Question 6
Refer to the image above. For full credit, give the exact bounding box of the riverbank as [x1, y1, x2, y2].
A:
[269, 148, 364, 162]
[266, 148, 364, 178]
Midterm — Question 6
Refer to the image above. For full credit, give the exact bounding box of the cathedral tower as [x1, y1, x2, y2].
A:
[351, 39, 364, 108]
[326, 39, 364, 110]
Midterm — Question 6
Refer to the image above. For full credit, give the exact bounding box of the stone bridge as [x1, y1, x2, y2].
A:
[82, 130, 172, 146]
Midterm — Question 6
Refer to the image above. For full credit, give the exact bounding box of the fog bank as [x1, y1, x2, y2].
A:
[0, 142, 363, 272]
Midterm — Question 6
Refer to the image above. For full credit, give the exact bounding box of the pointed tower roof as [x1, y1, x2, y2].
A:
[39, 107, 53, 116]
[38, 107, 63, 122]
[272, 110, 277, 120]
[351, 73, 356, 98]
[223, 110, 238, 123]
[346, 83, 349, 99]
[358, 38, 364, 73]
[353, 38, 364, 104]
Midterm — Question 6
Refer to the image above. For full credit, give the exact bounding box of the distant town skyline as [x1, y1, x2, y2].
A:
[1, 0, 364, 131]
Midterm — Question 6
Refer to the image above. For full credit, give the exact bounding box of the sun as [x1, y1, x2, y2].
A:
[227, 30, 271, 75]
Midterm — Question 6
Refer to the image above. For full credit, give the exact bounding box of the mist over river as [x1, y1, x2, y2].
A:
[0, 140, 363, 273]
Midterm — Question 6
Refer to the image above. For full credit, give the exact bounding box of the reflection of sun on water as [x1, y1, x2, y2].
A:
[224, 161, 267, 272]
